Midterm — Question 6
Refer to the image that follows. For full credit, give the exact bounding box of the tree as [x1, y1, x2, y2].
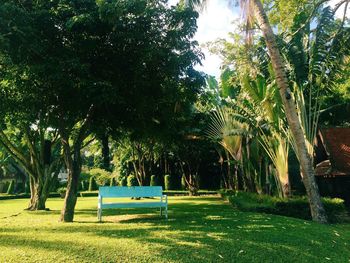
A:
[188, 0, 330, 223]
[0, 0, 203, 221]
[0, 124, 62, 210]
[0, 34, 62, 210]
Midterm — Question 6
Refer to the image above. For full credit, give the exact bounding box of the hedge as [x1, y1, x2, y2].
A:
[222, 190, 349, 223]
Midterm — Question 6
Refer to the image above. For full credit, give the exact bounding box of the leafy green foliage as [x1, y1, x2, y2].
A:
[127, 175, 138, 187]
[119, 176, 127, 187]
[150, 175, 159, 187]
[57, 187, 67, 198]
[227, 191, 348, 223]
[6, 179, 14, 194]
[88, 177, 98, 192]
[87, 168, 112, 187]
[164, 175, 172, 190]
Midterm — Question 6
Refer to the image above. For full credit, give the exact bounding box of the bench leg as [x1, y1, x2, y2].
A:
[98, 208, 102, 222]
[165, 205, 168, 219]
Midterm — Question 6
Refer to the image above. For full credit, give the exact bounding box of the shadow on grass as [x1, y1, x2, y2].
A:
[1, 197, 350, 262]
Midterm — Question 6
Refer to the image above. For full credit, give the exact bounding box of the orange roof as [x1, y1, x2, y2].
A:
[315, 128, 350, 177]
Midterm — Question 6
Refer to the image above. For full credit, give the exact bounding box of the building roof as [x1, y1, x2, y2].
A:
[315, 127, 350, 177]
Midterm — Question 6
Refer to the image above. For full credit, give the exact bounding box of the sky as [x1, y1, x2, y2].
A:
[169, 0, 349, 78]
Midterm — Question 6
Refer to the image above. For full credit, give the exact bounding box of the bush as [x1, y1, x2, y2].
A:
[79, 191, 98, 197]
[6, 180, 15, 194]
[119, 176, 127, 186]
[127, 175, 138, 187]
[219, 189, 235, 199]
[88, 177, 98, 191]
[25, 180, 30, 194]
[15, 182, 25, 194]
[150, 175, 159, 186]
[50, 178, 60, 192]
[80, 181, 89, 191]
[57, 187, 66, 198]
[79, 172, 90, 191]
[109, 177, 115, 186]
[227, 191, 348, 223]
[0, 181, 10, 193]
[164, 175, 172, 190]
[88, 168, 112, 186]
[59, 181, 68, 188]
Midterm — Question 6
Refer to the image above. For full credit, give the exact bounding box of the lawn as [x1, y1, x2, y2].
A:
[0, 196, 349, 263]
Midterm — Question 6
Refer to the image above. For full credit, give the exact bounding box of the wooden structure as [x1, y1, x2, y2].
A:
[314, 127, 350, 206]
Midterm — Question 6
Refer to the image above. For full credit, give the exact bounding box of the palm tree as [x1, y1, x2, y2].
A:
[188, 0, 329, 223]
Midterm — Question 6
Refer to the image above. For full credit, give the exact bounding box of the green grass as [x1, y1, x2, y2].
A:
[0, 196, 350, 262]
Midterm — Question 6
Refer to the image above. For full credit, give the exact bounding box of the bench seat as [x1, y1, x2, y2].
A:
[98, 186, 168, 221]
[101, 201, 167, 209]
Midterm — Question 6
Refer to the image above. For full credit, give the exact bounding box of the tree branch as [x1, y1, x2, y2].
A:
[0, 130, 35, 178]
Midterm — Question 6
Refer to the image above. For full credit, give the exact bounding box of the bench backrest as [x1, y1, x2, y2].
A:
[99, 186, 163, 198]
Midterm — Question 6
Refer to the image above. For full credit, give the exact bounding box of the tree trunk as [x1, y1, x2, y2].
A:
[60, 165, 80, 222]
[101, 134, 110, 171]
[279, 172, 290, 198]
[59, 130, 84, 222]
[281, 182, 290, 198]
[188, 183, 199, 196]
[253, 0, 327, 223]
[27, 177, 46, 210]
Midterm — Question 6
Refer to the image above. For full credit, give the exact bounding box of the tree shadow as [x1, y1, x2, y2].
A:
[1, 196, 350, 262]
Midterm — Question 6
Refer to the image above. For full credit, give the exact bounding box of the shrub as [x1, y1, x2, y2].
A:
[119, 176, 127, 186]
[25, 180, 30, 194]
[15, 182, 25, 194]
[109, 177, 115, 186]
[89, 168, 112, 186]
[0, 181, 10, 193]
[219, 189, 235, 199]
[50, 178, 60, 192]
[164, 175, 172, 190]
[80, 181, 88, 191]
[150, 175, 159, 186]
[227, 191, 348, 223]
[79, 172, 90, 190]
[59, 181, 68, 188]
[79, 191, 98, 197]
[88, 177, 98, 191]
[6, 180, 15, 194]
[127, 175, 138, 187]
[57, 187, 66, 198]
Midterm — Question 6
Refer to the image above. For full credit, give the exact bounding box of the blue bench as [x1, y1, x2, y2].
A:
[98, 186, 168, 221]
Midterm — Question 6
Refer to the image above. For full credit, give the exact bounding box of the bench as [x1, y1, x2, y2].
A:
[97, 186, 168, 221]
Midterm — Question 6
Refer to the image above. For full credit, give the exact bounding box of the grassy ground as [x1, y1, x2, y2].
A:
[0, 196, 349, 263]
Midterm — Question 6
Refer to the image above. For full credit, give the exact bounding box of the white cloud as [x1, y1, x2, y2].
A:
[168, 0, 179, 6]
[168, 1, 349, 78]
[328, 0, 349, 19]
[194, 0, 238, 77]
